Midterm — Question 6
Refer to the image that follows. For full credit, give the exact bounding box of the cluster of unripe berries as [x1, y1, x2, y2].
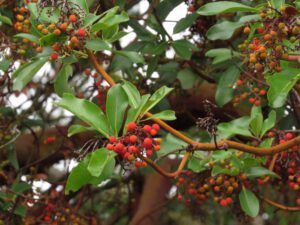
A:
[176, 171, 247, 207]
[49, 14, 87, 61]
[232, 79, 267, 107]
[239, 7, 299, 74]
[106, 122, 161, 168]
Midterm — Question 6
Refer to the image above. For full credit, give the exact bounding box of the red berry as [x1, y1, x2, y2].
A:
[77, 28, 86, 37]
[143, 138, 152, 148]
[154, 145, 160, 151]
[135, 161, 142, 168]
[150, 129, 157, 136]
[129, 135, 138, 143]
[178, 177, 185, 183]
[257, 27, 265, 34]
[249, 97, 255, 104]
[285, 132, 293, 140]
[296, 198, 300, 206]
[128, 145, 138, 154]
[236, 79, 243, 86]
[114, 143, 124, 153]
[279, 139, 286, 144]
[220, 199, 227, 206]
[267, 131, 274, 137]
[259, 89, 266, 96]
[142, 125, 152, 133]
[254, 100, 261, 106]
[226, 197, 233, 204]
[106, 143, 114, 150]
[146, 150, 153, 157]
[152, 123, 160, 131]
[126, 122, 137, 132]
[69, 15, 77, 23]
[177, 194, 183, 201]
[109, 136, 117, 143]
[50, 53, 58, 60]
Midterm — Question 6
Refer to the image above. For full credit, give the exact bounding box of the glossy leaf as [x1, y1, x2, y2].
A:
[177, 68, 198, 90]
[67, 124, 95, 137]
[0, 59, 11, 72]
[106, 84, 128, 136]
[250, 106, 263, 137]
[197, 1, 258, 16]
[173, 13, 198, 34]
[144, 110, 176, 121]
[121, 80, 141, 108]
[15, 33, 39, 43]
[205, 48, 240, 65]
[172, 40, 197, 60]
[239, 188, 260, 217]
[83, 13, 101, 27]
[54, 64, 74, 97]
[115, 51, 144, 64]
[245, 166, 279, 179]
[156, 0, 182, 21]
[13, 58, 48, 91]
[85, 39, 111, 52]
[261, 111, 276, 137]
[57, 94, 111, 138]
[0, 14, 12, 26]
[87, 148, 115, 177]
[218, 117, 253, 140]
[215, 65, 240, 106]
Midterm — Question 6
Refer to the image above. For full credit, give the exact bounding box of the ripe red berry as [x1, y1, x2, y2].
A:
[150, 129, 158, 136]
[114, 143, 124, 153]
[267, 131, 274, 137]
[226, 197, 233, 204]
[254, 100, 261, 106]
[106, 143, 114, 150]
[126, 122, 137, 132]
[236, 79, 243, 86]
[178, 177, 185, 183]
[135, 161, 142, 168]
[154, 145, 160, 151]
[129, 135, 138, 143]
[109, 136, 117, 143]
[285, 132, 293, 140]
[177, 194, 183, 201]
[77, 28, 86, 37]
[143, 138, 152, 148]
[128, 145, 138, 154]
[146, 150, 153, 157]
[152, 123, 160, 131]
[220, 199, 228, 206]
[259, 89, 266, 96]
[69, 14, 77, 23]
[249, 97, 255, 104]
[257, 27, 265, 34]
[142, 125, 152, 133]
[50, 53, 58, 60]
[279, 139, 286, 144]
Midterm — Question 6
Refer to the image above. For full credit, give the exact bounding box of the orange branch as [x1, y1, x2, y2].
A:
[262, 197, 300, 211]
[88, 50, 300, 178]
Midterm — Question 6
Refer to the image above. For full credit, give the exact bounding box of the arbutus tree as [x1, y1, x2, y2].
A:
[0, 0, 300, 224]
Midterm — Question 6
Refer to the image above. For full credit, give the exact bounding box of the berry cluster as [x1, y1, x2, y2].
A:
[106, 122, 161, 168]
[232, 79, 267, 107]
[176, 171, 247, 207]
[239, 6, 300, 74]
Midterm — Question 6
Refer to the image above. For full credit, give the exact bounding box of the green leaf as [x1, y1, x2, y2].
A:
[54, 64, 74, 97]
[215, 65, 240, 106]
[270, 0, 285, 9]
[14, 33, 39, 43]
[87, 148, 115, 177]
[106, 84, 128, 136]
[207, 21, 243, 40]
[239, 188, 260, 217]
[197, 1, 258, 16]
[212, 165, 239, 176]
[156, 0, 182, 21]
[40, 7, 60, 23]
[172, 40, 197, 60]
[91, 11, 129, 32]
[67, 124, 95, 137]
[65, 153, 115, 194]
[173, 13, 198, 34]
[159, 133, 188, 157]
[261, 111, 276, 137]
[83, 13, 101, 27]
[14, 205, 27, 217]
[57, 94, 111, 137]
[250, 106, 263, 137]
[85, 39, 111, 52]
[106, 31, 128, 43]
[218, 116, 253, 140]
[115, 51, 144, 64]
[188, 155, 208, 173]
[141, 86, 173, 116]
[212, 150, 233, 161]
[267, 70, 300, 108]
[177, 68, 198, 90]
[144, 110, 176, 121]
[13, 58, 48, 91]
[12, 182, 31, 193]
[245, 166, 279, 179]
[205, 48, 240, 65]
[0, 14, 12, 26]
[28, 3, 38, 19]
[102, 24, 119, 40]
[0, 59, 11, 72]
[121, 80, 141, 108]
[68, 0, 89, 13]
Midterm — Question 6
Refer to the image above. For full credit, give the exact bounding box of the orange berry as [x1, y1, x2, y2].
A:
[69, 14, 77, 23]
[53, 29, 61, 36]
[60, 23, 68, 31]
[243, 26, 250, 34]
